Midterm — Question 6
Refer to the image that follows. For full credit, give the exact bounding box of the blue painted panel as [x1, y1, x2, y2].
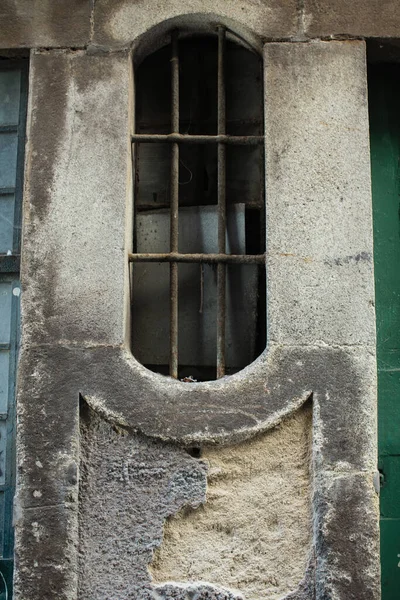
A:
[0, 195, 15, 254]
[0, 424, 8, 488]
[0, 72, 20, 126]
[0, 494, 5, 560]
[0, 135, 17, 189]
[0, 285, 11, 345]
[0, 353, 9, 416]
[0, 63, 27, 599]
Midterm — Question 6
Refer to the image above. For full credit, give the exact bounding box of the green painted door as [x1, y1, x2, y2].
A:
[369, 64, 400, 599]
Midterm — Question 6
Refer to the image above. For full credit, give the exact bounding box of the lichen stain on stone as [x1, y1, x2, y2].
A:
[150, 404, 312, 600]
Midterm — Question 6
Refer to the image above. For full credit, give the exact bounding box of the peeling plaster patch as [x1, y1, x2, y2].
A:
[150, 405, 312, 600]
[155, 581, 244, 599]
[78, 405, 208, 599]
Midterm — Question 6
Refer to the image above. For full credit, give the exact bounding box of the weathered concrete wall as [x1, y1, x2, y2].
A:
[12, 4, 379, 599]
[2, 0, 400, 50]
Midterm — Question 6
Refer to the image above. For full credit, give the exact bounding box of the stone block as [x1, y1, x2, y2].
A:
[313, 345, 378, 472]
[21, 50, 133, 348]
[0, 0, 90, 48]
[92, 0, 299, 51]
[267, 254, 375, 346]
[304, 0, 400, 38]
[314, 472, 380, 599]
[14, 504, 78, 600]
[264, 40, 375, 346]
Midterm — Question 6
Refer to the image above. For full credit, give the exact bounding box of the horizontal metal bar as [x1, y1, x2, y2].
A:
[138, 117, 263, 129]
[0, 124, 18, 133]
[0, 254, 20, 273]
[217, 26, 227, 379]
[129, 252, 265, 264]
[0, 413, 8, 421]
[0, 344, 10, 351]
[170, 29, 180, 380]
[131, 134, 263, 145]
[136, 200, 264, 211]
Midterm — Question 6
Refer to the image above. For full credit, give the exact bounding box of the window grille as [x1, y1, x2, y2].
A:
[130, 28, 265, 381]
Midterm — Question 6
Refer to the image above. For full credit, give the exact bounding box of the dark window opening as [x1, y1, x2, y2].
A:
[130, 29, 266, 381]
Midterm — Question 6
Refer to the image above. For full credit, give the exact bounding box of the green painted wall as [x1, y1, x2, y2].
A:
[369, 64, 400, 599]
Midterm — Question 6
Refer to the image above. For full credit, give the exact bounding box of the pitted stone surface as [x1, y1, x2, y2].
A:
[79, 404, 311, 600]
[78, 405, 207, 599]
[264, 41, 375, 347]
[154, 583, 243, 600]
[92, 0, 298, 51]
[304, 0, 400, 38]
[150, 406, 312, 600]
[22, 51, 132, 348]
[0, 0, 91, 48]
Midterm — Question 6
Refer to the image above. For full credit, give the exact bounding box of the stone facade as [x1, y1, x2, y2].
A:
[0, 0, 391, 598]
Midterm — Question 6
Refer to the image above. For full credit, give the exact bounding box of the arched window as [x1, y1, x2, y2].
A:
[130, 27, 265, 381]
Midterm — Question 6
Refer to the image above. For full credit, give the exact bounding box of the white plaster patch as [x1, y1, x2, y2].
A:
[31, 521, 41, 542]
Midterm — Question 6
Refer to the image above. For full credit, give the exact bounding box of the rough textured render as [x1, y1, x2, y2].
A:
[78, 404, 207, 600]
[79, 403, 312, 600]
[303, 0, 400, 38]
[151, 405, 312, 600]
[92, 0, 299, 50]
[2, 0, 400, 52]
[0, 0, 91, 48]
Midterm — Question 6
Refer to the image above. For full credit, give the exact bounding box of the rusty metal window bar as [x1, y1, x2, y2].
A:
[130, 27, 265, 380]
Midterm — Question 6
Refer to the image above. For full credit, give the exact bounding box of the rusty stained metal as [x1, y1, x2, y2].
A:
[170, 30, 180, 379]
[131, 26, 266, 381]
[131, 133, 263, 145]
[217, 26, 226, 380]
[129, 252, 266, 264]
[135, 200, 264, 211]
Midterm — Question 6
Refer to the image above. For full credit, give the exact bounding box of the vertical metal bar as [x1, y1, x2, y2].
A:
[217, 26, 226, 379]
[170, 31, 179, 378]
